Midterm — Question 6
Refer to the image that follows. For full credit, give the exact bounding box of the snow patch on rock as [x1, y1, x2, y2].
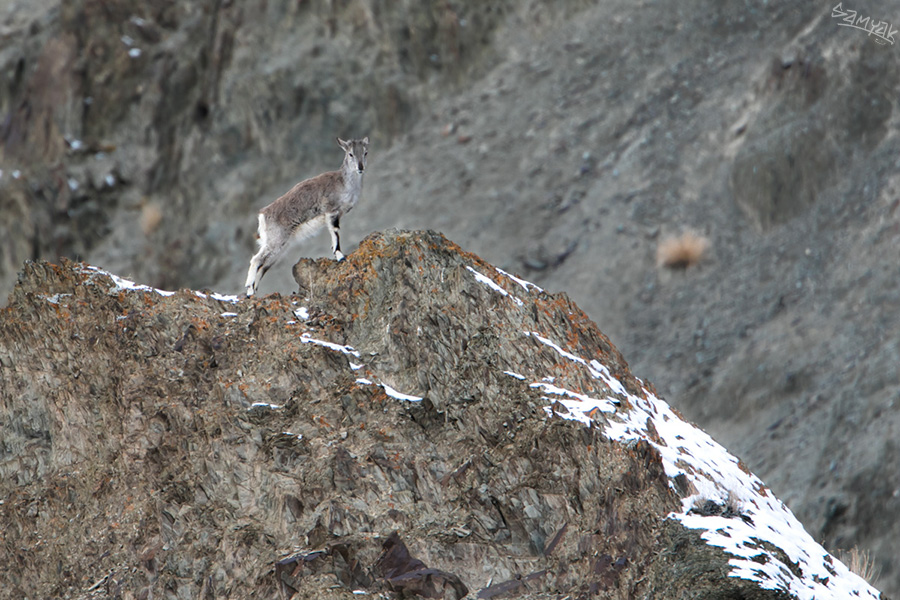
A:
[522, 330, 879, 600]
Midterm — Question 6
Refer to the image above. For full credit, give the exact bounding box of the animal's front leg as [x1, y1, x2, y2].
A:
[328, 214, 345, 261]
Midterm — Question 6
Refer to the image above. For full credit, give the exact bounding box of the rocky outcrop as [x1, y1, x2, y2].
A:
[0, 230, 884, 599]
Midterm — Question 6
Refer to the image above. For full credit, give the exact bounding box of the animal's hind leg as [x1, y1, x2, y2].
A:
[245, 213, 283, 296]
[246, 245, 283, 296]
[245, 247, 267, 296]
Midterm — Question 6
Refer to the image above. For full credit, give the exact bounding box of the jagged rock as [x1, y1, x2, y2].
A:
[0, 230, 885, 599]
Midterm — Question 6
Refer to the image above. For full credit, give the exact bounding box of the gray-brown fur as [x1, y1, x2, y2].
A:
[245, 137, 368, 296]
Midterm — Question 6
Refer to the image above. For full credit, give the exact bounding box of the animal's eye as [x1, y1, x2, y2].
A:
[349, 153, 354, 157]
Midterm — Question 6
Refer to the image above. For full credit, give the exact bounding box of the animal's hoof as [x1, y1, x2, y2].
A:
[334, 251, 345, 262]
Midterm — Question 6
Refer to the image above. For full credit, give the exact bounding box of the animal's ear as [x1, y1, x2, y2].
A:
[337, 137, 348, 150]
[362, 136, 369, 145]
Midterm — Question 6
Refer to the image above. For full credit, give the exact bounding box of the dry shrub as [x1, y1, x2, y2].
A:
[838, 546, 880, 585]
[723, 490, 742, 515]
[141, 202, 163, 236]
[656, 231, 710, 270]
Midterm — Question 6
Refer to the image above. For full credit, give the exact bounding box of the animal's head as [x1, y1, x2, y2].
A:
[337, 137, 369, 174]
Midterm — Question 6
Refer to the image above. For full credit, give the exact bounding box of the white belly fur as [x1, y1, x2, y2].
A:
[291, 214, 328, 243]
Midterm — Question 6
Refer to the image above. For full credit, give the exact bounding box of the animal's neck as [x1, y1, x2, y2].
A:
[341, 159, 363, 187]
[340, 158, 363, 205]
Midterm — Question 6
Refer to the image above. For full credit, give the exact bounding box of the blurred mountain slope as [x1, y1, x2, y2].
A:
[1, 0, 899, 593]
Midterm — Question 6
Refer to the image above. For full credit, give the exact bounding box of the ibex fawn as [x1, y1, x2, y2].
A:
[244, 137, 368, 296]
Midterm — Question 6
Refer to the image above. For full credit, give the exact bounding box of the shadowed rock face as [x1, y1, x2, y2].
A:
[0, 230, 884, 600]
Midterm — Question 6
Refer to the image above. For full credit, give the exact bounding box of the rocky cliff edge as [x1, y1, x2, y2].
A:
[0, 230, 884, 599]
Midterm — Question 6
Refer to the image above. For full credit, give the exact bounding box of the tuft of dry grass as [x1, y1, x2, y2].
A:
[838, 546, 880, 585]
[723, 490, 742, 515]
[656, 231, 710, 270]
[141, 202, 163, 236]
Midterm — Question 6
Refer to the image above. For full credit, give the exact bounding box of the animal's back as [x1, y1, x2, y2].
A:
[262, 170, 344, 229]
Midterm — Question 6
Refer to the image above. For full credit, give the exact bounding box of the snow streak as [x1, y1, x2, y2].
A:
[80, 265, 239, 303]
[465, 266, 524, 306]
